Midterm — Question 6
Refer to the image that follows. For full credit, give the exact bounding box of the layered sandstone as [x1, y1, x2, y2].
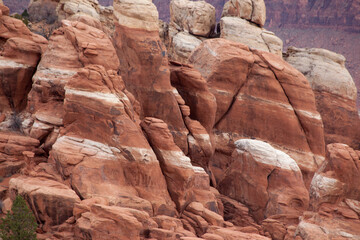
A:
[218, 139, 309, 222]
[0, 0, 359, 239]
[170, 0, 216, 37]
[285, 47, 360, 149]
[189, 39, 325, 185]
[222, 0, 266, 27]
[220, 17, 283, 56]
[297, 143, 360, 239]
[0, 7, 47, 112]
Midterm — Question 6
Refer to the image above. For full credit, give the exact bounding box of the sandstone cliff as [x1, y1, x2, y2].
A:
[0, 0, 359, 240]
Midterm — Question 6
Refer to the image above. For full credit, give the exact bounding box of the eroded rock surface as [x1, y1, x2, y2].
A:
[170, 0, 216, 37]
[285, 47, 360, 149]
[0, 0, 359, 239]
[189, 39, 325, 185]
[220, 17, 283, 56]
[222, 0, 266, 27]
[218, 139, 309, 222]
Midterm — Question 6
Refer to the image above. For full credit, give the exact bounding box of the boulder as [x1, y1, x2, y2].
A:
[189, 39, 325, 185]
[310, 143, 360, 208]
[113, 0, 159, 32]
[74, 203, 155, 240]
[220, 17, 283, 56]
[222, 0, 266, 27]
[9, 176, 80, 229]
[285, 47, 360, 149]
[169, 31, 202, 63]
[218, 139, 309, 222]
[170, 0, 216, 37]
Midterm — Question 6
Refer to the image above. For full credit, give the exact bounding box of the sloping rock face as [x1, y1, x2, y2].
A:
[9, 176, 80, 229]
[113, 0, 192, 154]
[51, 65, 176, 216]
[218, 139, 309, 222]
[141, 117, 218, 213]
[189, 39, 325, 185]
[26, 19, 119, 154]
[285, 47, 360, 149]
[74, 203, 156, 240]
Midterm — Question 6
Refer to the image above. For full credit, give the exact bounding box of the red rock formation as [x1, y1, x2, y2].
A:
[296, 143, 360, 239]
[285, 47, 360, 150]
[52, 65, 176, 217]
[141, 117, 218, 213]
[218, 139, 309, 222]
[0, 5, 47, 112]
[0, 1, 360, 239]
[9, 176, 80, 230]
[189, 39, 325, 185]
[113, 0, 190, 153]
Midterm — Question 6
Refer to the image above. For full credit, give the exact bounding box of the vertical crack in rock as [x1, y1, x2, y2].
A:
[214, 61, 254, 128]
[260, 54, 317, 168]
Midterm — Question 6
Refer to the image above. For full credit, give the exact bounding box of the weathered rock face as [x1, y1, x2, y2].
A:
[170, 62, 217, 133]
[220, 17, 283, 56]
[9, 176, 80, 229]
[218, 139, 309, 222]
[189, 39, 325, 185]
[27, 0, 115, 37]
[51, 64, 176, 216]
[141, 117, 218, 213]
[26, 20, 119, 152]
[297, 143, 360, 240]
[222, 0, 266, 27]
[170, 0, 216, 37]
[113, 0, 158, 32]
[1, 0, 360, 239]
[285, 47, 360, 149]
[168, 31, 202, 63]
[0, 5, 47, 112]
[113, 0, 191, 153]
[74, 203, 156, 240]
[310, 143, 360, 208]
[0, 132, 42, 178]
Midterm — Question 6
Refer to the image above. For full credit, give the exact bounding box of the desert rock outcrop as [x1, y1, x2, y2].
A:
[0, 8, 47, 112]
[222, 0, 266, 27]
[220, 17, 283, 57]
[218, 139, 309, 222]
[0, 0, 359, 239]
[285, 47, 360, 149]
[189, 39, 325, 185]
[170, 0, 216, 37]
